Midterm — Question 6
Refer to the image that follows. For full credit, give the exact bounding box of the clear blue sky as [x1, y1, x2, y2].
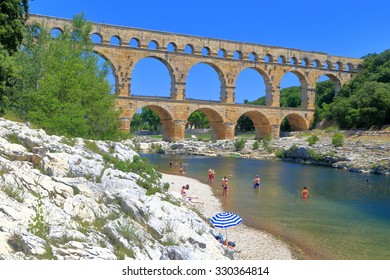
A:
[30, 0, 390, 103]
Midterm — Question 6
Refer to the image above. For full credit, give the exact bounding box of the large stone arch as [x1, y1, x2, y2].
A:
[129, 55, 176, 98]
[188, 107, 227, 140]
[92, 50, 118, 94]
[131, 104, 178, 142]
[236, 110, 272, 139]
[279, 70, 309, 108]
[321, 73, 342, 95]
[243, 67, 272, 104]
[283, 113, 309, 131]
[185, 62, 226, 102]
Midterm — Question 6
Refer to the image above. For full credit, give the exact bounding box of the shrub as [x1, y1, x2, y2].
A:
[28, 195, 49, 239]
[262, 134, 272, 149]
[274, 149, 286, 158]
[307, 134, 319, 146]
[234, 139, 246, 151]
[332, 132, 344, 147]
[252, 140, 260, 150]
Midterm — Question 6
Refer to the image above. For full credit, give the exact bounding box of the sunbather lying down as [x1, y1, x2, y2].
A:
[214, 233, 237, 250]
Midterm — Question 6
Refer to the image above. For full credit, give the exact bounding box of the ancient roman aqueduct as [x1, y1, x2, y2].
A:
[28, 14, 363, 141]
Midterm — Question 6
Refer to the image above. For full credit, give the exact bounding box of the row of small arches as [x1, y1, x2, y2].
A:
[49, 27, 360, 71]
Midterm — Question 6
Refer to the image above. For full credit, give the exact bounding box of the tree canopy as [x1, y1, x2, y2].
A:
[0, 0, 29, 113]
[6, 14, 121, 140]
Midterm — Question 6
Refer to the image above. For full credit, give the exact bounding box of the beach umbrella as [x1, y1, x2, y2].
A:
[210, 212, 243, 240]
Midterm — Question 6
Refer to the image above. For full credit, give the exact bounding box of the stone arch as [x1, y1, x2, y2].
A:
[346, 63, 354, 71]
[279, 70, 308, 107]
[185, 62, 226, 102]
[202, 47, 211, 56]
[91, 33, 102, 43]
[235, 67, 271, 104]
[234, 50, 243, 59]
[129, 38, 140, 47]
[236, 111, 272, 139]
[290, 57, 298, 65]
[184, 44, 194, 54]
[301, 57, 309, 66]
[218, 49, 227, 58]
[264, 54, 273, 62]
[249, 52, 258, 61]
[110, 35, 121, 46]
[130, 56, 176, 98]
[50, 27, 63, 38]
[188, 107, 226, 140]
[133, 104, 176, 142]
[167, 42, 177, 52]
[324, 60, 333, 69]
[278, 55, 287, 64]
[92, 50, 118, 94]
[313, 59, 322, 68]
[148, 40, 159, 50]
[282, 113, 309, 132]
[319, 73, 342, 95]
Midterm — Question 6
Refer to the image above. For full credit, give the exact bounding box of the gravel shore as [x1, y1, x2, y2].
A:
[161, 173, 295, 260]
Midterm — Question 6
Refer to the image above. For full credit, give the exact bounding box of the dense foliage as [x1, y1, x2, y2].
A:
[0, 0, 29, 113]
[324, 50, 390, 129]
[5, 14, 121, 140]
[130, 108, 161, 132]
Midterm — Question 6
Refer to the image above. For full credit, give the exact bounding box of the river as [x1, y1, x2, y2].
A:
[141, 153, 390, 260]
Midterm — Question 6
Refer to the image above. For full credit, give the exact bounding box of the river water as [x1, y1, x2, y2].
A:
[141, 153, 390, 260]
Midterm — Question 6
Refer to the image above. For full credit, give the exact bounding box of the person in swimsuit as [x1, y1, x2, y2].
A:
[301, 186, 309, 199]
[222, 177, 229, 196]
[253, 175, 261, 189]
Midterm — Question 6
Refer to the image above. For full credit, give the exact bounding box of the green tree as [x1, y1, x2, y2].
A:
[0, 0, 29, 113]
[140, 108, 161, 131]
[0, 0, 29, 54]
[188, 110, 209, 128]
[8, 13, 121, 140]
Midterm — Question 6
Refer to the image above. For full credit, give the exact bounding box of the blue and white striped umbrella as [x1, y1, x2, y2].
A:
[210, 212, 243, 229]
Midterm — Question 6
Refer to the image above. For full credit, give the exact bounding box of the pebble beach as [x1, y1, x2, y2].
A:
[162, 173, 295, 260]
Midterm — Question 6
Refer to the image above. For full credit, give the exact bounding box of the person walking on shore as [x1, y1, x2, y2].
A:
[253, 175, 261, 189]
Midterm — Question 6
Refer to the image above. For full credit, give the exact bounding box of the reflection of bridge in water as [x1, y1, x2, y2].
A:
[29, 14, 363, 141]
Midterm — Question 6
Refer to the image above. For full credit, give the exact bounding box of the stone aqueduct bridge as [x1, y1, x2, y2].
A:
[29, 15, 363, 141]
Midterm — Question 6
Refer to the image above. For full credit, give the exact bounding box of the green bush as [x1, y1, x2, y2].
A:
[274, 149, 286, 158]
[252, 140, 260, 150]
[234, 139, 246, 151]
[307, 134, 319, 146]
[332, 132, 344, 147]
[262, 134, 272, 149]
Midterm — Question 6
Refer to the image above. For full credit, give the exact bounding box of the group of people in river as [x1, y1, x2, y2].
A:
[171, 158, 309, 199]
[169, 160, 188, 176]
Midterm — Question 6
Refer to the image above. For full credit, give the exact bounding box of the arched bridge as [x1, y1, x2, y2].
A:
[28, 14, 363, 141]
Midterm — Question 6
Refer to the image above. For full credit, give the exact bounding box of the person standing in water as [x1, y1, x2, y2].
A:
[253, 175, 261, 189]
[301, 186, 309, 199]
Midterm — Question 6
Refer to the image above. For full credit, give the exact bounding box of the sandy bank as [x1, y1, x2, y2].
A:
[161, 173, 295, 260]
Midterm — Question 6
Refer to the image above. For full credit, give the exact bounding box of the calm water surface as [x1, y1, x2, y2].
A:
[141, 154, 390, 260]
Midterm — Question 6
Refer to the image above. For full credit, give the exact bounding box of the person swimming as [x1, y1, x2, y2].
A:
[301, 186, 309, 199]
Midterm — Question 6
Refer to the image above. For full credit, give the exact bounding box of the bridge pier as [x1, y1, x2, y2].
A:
[162, 119, 186, 142]
[271, 125, 281, 139]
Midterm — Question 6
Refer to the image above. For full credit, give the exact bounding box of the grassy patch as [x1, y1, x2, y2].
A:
[2, 185, 24, 203]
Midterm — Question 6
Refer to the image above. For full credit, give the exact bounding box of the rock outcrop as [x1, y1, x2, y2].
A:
[0, 118, 227, 260]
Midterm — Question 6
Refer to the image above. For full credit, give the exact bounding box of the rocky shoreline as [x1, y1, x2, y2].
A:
[129, 131, 390, 176]
[0, 118, 231, 260]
